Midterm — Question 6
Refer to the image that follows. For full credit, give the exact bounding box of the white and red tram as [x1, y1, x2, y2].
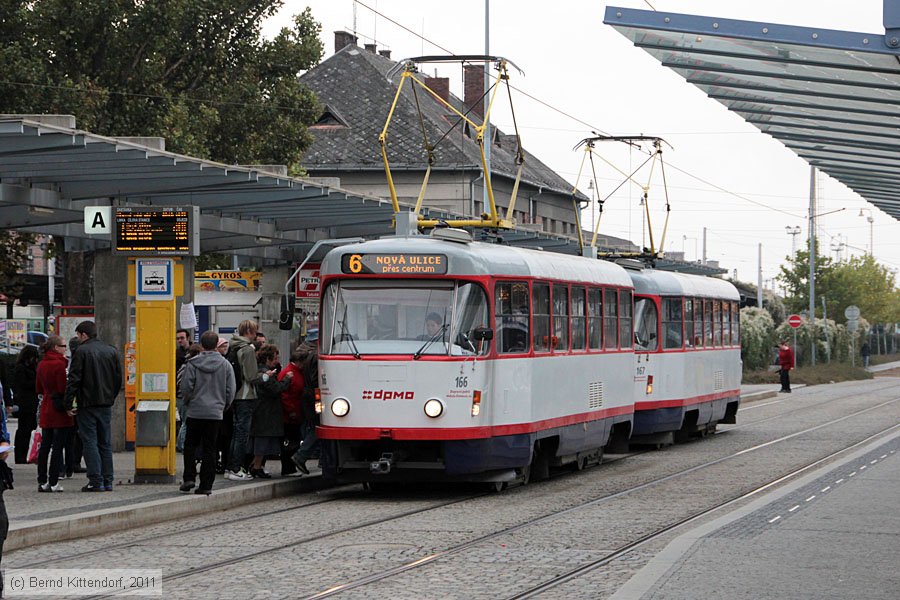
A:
[314, 229, 742, 484]
[629, 270, 742, 445]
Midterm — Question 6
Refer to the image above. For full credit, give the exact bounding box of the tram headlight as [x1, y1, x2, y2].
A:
[331, 397, 351, 417]
[424, 398, 444, 419]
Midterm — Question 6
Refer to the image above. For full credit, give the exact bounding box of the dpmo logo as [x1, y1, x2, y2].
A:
[362, 390, 415, 401]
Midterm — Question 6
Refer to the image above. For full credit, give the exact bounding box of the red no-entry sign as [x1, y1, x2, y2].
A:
[788, 314, 802, 328]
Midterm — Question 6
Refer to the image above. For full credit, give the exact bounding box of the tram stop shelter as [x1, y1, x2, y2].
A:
[604, 4, 900, 221]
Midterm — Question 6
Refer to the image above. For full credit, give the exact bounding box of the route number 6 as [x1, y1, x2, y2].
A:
[349, 254, 363, 274]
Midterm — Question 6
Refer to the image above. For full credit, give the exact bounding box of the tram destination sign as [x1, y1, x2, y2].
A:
[113, 206, 200, 256]
[341, 253, 448, 275]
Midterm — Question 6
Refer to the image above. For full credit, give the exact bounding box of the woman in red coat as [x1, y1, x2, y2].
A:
[35, 336, 75, 492]
[778, 340, 795, 393]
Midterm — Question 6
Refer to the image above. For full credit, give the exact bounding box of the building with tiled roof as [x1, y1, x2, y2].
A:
[298, 32, 589, 238]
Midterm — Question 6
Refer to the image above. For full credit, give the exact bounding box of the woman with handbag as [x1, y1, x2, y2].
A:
[35, 336, 74, 492]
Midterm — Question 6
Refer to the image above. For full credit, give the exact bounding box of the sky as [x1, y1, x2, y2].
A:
[262, 1, 900, 289]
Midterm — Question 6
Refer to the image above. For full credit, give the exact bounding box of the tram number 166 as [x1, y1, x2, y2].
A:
[455, 376, 468, 388]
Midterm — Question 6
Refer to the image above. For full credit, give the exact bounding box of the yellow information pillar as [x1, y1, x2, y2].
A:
[128, 258, 183, 483]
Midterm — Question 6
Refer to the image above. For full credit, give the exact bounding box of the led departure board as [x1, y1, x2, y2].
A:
[341, 253, 448, 275]
[113, 206, 200, 256]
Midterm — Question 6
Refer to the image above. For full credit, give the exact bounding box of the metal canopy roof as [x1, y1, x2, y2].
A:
[0, 117, 589, 263]
[605, 6, 900, 220]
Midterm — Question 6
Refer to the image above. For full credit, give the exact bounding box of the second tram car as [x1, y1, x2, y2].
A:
[629, 270, 742, 445]
[314, 229, 742, 485]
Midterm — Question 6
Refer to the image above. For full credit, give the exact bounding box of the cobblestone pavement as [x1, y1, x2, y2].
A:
[5, 378, 899, 600]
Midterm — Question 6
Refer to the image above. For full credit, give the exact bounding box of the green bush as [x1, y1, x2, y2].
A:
[741, 307, 776, 370]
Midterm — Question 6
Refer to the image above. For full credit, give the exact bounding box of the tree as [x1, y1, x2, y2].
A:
[0, 1, 323, 168]
[1, 1, 325, 305]
[0, 230, 36, 316]
[776, 241, 835, 316]
[826, 254, 900, 325]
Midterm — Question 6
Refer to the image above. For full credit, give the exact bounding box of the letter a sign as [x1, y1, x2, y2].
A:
[84, 206, 111, 234]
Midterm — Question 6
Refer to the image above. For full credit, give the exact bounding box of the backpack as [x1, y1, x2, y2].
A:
[225, 345, 244, 394]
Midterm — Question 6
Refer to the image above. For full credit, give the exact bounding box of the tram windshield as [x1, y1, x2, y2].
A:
[321, 280, 490, 357]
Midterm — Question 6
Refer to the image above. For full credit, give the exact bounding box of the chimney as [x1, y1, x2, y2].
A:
[379, 49, 392, 59]
[464, 65, 485, 118]
[334, 30, 357, 53]
[364, 43, 377, 53]
[424, 77, 450, 103]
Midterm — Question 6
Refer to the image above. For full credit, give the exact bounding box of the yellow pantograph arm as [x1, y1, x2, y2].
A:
[379, 73, 410, 213]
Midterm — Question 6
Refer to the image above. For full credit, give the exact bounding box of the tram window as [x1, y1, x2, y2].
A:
[684, 298, 694, 349]
[633, 297, 658, 351]
[455, 282, 490, 355]
[713, 300, 722, 346]
[694, 298, 704, 348]
[663, 297, 683, 350]
[619, 290, 633, 349]
[552, 284, 569, 352]
[571, 286, 586, 351]
[495, 281, 530, 354]
[604, 288, 618, 349]
[533, 282, 551, 352]
[704, 299, 714, 347]
[587, 288, 602, 350]
[732, 301, 741, 345]
[722, 301, 731, 346]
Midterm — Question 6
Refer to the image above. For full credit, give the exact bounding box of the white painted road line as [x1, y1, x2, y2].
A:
[805, 495, 816, 502]
[835, 478, 844, 484]
[768, 516, 782, 524]
[788, 505, 800, 512]
[821, 486, 831, 492]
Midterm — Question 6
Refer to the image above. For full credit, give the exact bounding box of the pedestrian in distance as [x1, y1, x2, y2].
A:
[860, 341, 871, 368]
[179, 330, 235, 495]
[778, 339, 795, 393]
[225, 319, 263, 481]
[64, 320, 122, 492]
[11, 345, 40, 465]
[249, 344, 291, 478]
[35, 336, 75, 492]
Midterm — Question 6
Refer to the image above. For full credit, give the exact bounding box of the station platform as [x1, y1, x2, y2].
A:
[0, 378, 877, 551]
[611, 427, 900, 600]
[2, 439, 326, 551]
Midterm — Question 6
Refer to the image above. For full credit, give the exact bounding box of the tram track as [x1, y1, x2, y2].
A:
[13, 489, 362, 569]
[16, 380, 884, 570]
[505, 422, 900, 599]
[296, 395, 900, 599]
[20, 385, 897, 598]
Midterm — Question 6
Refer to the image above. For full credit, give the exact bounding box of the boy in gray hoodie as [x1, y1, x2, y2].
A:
[179, 330, 235, 495]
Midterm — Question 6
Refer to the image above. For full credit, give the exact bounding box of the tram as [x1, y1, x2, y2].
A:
[316, 229, 636, 484]
[630, 269, 742, 446]
[314, 229, 742, 485]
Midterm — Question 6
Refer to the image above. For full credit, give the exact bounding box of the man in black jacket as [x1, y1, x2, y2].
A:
[64, 320, 123, 492]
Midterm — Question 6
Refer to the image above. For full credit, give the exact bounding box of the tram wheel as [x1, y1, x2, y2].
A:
[517, 464, 531, 486]
[488, 481, 508, 493]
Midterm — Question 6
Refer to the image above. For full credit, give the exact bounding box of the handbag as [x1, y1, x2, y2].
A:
[27, 429, 42, 464]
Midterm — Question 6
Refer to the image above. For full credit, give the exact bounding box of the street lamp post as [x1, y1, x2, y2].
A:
[785, 225, 801, 256]
[858, 208, 874, 256]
